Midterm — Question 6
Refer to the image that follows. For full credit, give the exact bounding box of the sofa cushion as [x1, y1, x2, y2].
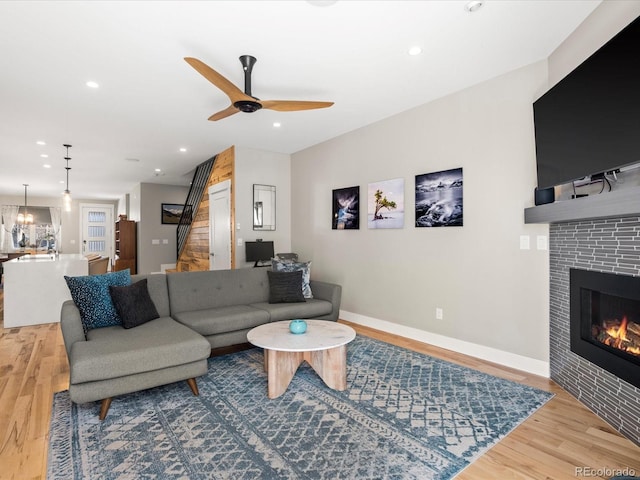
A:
[250, 298, 333, 322]
[64, 269, 131, 332]
[71, 317, 210, 384]
[267, 270, 306, 303]
[271, 259, 313, 298]
[109, 279, 160, 329]
[172, 305, 270, 337]
[167, 269, 270, 314]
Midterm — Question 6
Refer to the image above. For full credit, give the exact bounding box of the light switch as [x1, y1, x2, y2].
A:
[162, 239, 169, 245]
[237, 238, 243, 246]
[537, 235, 548, 250]
[519, 235, 530, 250]
[237, 223, 241, 230]
[152, 239, 160, 245]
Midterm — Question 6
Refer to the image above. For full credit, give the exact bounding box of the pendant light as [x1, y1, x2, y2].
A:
[63, 144, 72, 212]
[17, 184, 34, 224]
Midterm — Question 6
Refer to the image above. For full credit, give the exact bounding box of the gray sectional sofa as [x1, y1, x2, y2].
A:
[60, 267, 342, 419]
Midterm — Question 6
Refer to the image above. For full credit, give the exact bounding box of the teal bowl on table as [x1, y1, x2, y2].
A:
[289, 319, 307, 334]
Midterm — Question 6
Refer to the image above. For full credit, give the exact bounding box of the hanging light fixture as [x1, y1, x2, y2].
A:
[17, 183, 34, 224]
[63, 144, 72, 212]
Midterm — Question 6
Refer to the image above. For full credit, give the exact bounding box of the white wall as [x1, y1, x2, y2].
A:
[234, 147, 291, 268]
[291, 61, 551, 370]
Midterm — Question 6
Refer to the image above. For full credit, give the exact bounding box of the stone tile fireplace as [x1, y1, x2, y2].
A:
[549, 216, 640, 445]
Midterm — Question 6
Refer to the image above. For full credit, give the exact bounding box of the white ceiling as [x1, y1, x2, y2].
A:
[0, 0, 601, 200]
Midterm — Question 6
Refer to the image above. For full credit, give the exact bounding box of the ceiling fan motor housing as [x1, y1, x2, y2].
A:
[233, 100, 262, 113]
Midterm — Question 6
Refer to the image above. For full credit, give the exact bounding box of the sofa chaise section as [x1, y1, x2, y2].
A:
[60, 273, 211, 419]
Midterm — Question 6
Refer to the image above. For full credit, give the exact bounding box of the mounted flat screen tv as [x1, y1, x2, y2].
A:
[245, 240, 274, 266]
[533, 15, 640, 190]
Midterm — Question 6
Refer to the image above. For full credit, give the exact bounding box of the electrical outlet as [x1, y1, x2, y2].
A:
[436, 308, 443, 320]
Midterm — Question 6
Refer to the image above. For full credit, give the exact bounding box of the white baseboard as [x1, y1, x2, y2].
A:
[340, 310, 550, 378]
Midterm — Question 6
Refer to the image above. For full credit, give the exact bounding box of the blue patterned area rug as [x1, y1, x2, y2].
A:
[48, 335, 553, 479]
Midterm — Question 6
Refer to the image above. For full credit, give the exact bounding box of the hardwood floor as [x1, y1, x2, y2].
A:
[1, 291, 638, 479]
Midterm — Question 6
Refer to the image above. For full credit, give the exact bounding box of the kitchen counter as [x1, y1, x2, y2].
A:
[3, 254, 88, 327]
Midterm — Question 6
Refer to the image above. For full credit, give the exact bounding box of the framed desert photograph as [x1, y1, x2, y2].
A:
[161, 203, 185, 225]
[332, 186, 359, 230]
[368, 178, 404, 229]
[415, 168, 463, 227]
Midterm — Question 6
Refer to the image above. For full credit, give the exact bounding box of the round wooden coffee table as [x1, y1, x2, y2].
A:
[247, 320, 356, 399]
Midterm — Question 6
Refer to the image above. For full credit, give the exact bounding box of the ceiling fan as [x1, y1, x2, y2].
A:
[184, 55, 334, 121]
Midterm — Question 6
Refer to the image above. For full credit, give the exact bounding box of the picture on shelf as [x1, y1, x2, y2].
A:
[332, 186, 359, 230]
[368, 178, 404, 229]
[161, 203, 185, 225]
[415, 168, 463, 227]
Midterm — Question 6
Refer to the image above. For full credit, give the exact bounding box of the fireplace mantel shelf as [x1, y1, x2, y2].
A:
[524, 187, 640, 224]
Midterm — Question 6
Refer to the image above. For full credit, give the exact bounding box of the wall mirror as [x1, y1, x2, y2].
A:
[253, 184, 276, 231]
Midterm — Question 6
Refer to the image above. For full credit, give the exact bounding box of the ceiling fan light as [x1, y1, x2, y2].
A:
[408, 46, 423, 56]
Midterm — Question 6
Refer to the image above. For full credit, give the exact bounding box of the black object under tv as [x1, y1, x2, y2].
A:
[533, 15, 640, 190]
[245, 240, 274, 267]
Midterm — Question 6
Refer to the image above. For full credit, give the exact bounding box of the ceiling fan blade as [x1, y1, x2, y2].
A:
[260, 100, 334, 112]
[184, 57, 252, 104]
[208, 105, 240, 121]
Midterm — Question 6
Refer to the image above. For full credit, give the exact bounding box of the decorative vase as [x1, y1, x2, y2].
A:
[289, 319, 307, 334]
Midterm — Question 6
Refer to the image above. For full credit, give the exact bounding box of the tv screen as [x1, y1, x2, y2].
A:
[245, 241, 274, 264]
[533, 16, 640, 190]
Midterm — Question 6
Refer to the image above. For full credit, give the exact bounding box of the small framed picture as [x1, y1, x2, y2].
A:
[161, 203, 185, 225]
[332, 186, 359, 230]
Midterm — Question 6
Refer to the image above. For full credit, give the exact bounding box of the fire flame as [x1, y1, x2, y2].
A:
[604, 316, 640, 355]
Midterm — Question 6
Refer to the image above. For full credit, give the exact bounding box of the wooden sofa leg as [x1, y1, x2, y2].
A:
[99, 398, 113, 420]
[186, 378, 199, 396]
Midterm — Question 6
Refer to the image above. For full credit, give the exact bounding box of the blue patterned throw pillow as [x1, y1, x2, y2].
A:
[64, 269, 131, 332]
[271, 259, 313, 298]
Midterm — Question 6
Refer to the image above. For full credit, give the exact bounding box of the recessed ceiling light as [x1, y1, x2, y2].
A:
[43, 164, 51, 169]
[40, 154, 49, 158]
[306, 1, 338, 6]
[154, 168, 162, 172]
[464, 1, 483, 13]
[179, 147, 187, 152]
[86, 81, 99, 88]
[59, 180, 65, 184]
[36, 140, 46, 146]
[273, 122, 281, 128]
[408, 46, 423, 56]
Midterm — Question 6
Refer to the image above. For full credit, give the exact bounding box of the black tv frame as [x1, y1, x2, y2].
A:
[533, 15, 640, 190]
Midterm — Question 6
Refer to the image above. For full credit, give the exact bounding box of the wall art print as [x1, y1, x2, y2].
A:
[161, 203, 185, 224]
[332, 186, 359, 230]
[368, 178, 404, 229]
[415, 167, 463, 227]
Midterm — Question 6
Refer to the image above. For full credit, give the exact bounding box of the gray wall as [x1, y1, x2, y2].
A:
[136, 182, 190, 274]
[234, 147, 292, 268]
[291, 61, 551, 367]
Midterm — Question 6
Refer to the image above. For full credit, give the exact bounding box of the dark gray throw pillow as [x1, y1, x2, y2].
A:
[267, 270, 306, 304]
[109, 278, 160, 329]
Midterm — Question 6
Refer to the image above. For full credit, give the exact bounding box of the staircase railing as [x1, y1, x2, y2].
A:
[176, 155, 216, 258]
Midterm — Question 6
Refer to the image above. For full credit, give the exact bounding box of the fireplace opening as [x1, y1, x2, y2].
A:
[570, 269, 640, 389]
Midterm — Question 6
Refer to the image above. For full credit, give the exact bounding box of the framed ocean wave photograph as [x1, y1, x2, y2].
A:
[415, 168, 463, 227]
